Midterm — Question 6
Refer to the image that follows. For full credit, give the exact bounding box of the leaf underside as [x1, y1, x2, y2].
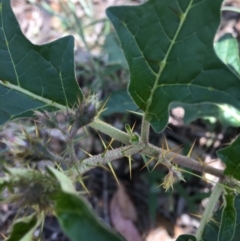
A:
[107, 0, 240, 132]
[0, 0, 83, 125]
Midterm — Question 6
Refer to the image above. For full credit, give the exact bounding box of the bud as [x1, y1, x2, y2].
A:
[74, 95, 98, 129]
[161, 166, 185, 191]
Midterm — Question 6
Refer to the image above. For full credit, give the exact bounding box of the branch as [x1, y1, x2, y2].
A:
[141, 114, 150, 146]
[89, 119, 224, 179]
[77, 143, 145, 174]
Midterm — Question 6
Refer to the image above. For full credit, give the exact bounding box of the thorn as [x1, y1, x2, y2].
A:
[67, 125, 72, 133]
[97, 164, 111, 172]
[196, 156, 204, 166]
[0, 232, 7, 239]
[166, 125, 172, 130]
[98, 95, 111, 115]
[54, 161, 63, 170]
[205, 159, 218, 165]
[83, 126, 89, 135]
[78, 177, 90, 195]
[127, 156, 133, 179]
[108, 162, 119, 185]
[163, 136, 169, 151]
[96, 131, 107, 149]
[101, 138, 114, 158]
[34, 121, 39, 138]
[140, 156, 155, 170]
[79, 148, 92, 157]
[46, 136, 51, 144]
[131, 121, 137, 132]
[168, 148, 183, 163]
[151, 148, 167, 171]
[126, 110, 143, 116]
[187, 139, 196, 157]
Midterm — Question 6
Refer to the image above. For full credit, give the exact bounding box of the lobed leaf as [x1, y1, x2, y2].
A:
[0, 0, 83, 125]
[106, 0, 240, 132]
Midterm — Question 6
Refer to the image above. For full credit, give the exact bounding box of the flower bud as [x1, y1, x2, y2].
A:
[161, 166, 185, 191]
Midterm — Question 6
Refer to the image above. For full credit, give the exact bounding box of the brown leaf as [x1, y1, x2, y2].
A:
[110, 183, 143, 241]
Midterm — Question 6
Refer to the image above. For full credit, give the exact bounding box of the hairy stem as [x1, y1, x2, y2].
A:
[145, 144, 224, 178]
[196, 183, 223, 241]
[89, 119, 130, 144]
[141, 114, 150, 146]
[77, 143, 145, 174]
[89, 119, 224, 179]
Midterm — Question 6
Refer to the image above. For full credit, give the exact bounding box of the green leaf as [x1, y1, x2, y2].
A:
[6, 214, 41, 241]
[54, 191, 125, 241]
[203, 194, 240, 241]
[218, 193, 236, 241]
[48, 168, 125, 241]
[47, 166, 76, 194]
[171, 102, 240, 127]
[0, 0, 83, 125]
[175, 234, 196, 241]
[103, 32, 128, 69]
[214, 33, 240, 75]
[217, 135, 240, 181]
[106, 0, 240, 132]
[101, 89, 138, 116]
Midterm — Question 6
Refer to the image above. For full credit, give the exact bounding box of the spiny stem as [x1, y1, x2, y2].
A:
[196, 183, 223, 241]
[89, 119, 224, 179]
[144, 144, 224, 178]
[141, 114, 150, 146]
[77, 143, 145, 174]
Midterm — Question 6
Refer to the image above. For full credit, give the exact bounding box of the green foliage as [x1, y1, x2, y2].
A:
[6, 214, 40, 241]
[214, 33, 240, 75]
[218, 193, 236, 241]
[54, 192, 125, 241]
[217, 135, 240, 181]
[1, 0, 240, 240]
[203, 194, 240, 241]
[0, 0, 83, 125]
[170, 103, 240, 127]
[101, 89, 138, 116]
[106, 0, 240, 133]
[48, 167, 125, 241]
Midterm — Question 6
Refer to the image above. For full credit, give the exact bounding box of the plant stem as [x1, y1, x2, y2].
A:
[77, 143, 145, 174]
[196, 183, 223, 241]
[141, 114, 150, 146]
[89, 119, 130, 144]
[89, 119, 224, 179]
[144, 144, 224, 178]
